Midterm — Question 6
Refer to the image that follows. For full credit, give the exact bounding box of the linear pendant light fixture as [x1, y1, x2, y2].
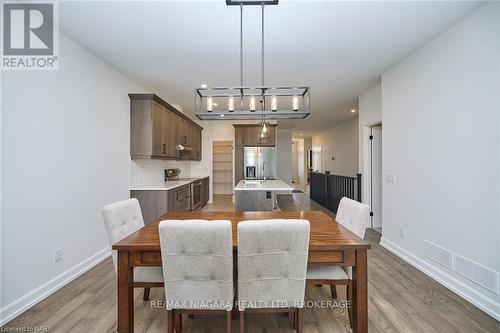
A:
[195, 0, 311, 120]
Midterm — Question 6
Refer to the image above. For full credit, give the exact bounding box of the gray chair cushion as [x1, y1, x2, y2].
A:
[307, 198, 369, 282]
[237, 219, 310, 310]
[159, 220, 233, 311]
[335, 197, 370, 239]
[306, 266, 348, 280]
[102, 198, 163, 283]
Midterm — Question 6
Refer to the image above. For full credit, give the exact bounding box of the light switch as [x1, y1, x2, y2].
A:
[386, 173, 396, 183]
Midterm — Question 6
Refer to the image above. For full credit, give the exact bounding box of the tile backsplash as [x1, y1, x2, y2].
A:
[130, 159, 191, 187]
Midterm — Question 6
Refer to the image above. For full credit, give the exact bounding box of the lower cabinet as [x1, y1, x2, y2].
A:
[234, 190, 273, 211]
[131, 180, 209, 225]
[201, 177, 210, 206]
[130, 190, 168, 225]
[167, 184, 191, 213]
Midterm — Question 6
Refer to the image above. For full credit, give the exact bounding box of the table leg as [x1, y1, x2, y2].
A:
[352, 249, 368, 333]
[118, 250, 134, 333]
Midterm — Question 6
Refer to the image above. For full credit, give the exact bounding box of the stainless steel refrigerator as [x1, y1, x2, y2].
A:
[243, 147, 277, 180]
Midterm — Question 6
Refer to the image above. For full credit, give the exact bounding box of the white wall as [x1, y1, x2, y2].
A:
[312, 117, 359, 176]
[380, 2, 500, 319]
[130, 160, 191, 187]
[0, 33, 146, 324]
[358, 83, 382, 204]
[276, 128, 293, 185]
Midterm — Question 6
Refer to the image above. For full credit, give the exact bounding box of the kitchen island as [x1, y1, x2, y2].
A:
[233, 179, 293, 211]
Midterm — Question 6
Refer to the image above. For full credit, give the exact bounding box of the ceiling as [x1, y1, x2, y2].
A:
[59, 0, 483, 137]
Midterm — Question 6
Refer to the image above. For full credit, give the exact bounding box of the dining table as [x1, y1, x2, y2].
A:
[112, 210, 371, 333]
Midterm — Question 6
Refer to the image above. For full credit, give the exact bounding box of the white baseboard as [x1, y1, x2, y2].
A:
[379, 237, 500, 321]
[0, 247, 111, 326]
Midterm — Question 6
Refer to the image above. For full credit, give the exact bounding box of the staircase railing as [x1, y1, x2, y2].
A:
[310, 172, 362, 213]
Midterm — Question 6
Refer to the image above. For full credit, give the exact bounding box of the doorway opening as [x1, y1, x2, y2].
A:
[369, 124, 383, 234]
[212, 141, 234, 200]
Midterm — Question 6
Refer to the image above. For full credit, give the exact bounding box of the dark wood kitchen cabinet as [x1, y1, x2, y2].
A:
[192, 125, 202, 160]
[235, 124, 276, 147]
[130, 190, 168, 225]
[167, 184, 191, 212]
[130, 94, 202, 160]
[201, 176, 209, 206]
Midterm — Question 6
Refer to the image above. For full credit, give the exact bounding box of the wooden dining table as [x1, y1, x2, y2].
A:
[112, 210, 371, 333]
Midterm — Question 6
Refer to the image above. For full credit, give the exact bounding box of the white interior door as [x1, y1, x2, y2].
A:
[371, 125, 383, 229]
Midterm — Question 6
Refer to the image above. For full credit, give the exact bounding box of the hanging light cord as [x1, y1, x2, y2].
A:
[240, 2, 243, 88]
[261, 2, 265, 87]
[261, 2, 266, 112]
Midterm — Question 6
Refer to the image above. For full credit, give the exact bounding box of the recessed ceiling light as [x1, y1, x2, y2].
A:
[201, 84, 207, 89]
[351, 109, 357, 113]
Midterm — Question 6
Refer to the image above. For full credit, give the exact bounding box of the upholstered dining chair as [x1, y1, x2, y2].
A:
[102, 198, 163, 301]
[159, 219, 234, 333]
[306, 197, 370, 326]
[237, 219, 310, 333]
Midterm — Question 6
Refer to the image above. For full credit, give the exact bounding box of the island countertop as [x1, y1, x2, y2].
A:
[234, 179, 294, 191]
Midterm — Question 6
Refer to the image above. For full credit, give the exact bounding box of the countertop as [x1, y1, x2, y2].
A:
[130, 176, 208, 191]
[234, 179, 293, 191]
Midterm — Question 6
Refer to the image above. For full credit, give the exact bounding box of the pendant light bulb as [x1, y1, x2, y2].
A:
[228, 97, 234, 112]
[250, 97, 256, 112]
[263, 122, 267, 133]
[271, 96, 277, 112]
[207, 97, 213, 112]
[292, 95, 299, 111]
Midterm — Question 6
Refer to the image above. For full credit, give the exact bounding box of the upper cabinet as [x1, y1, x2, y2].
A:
[235, 124, 276, 147]
[130, 94, 203, 160]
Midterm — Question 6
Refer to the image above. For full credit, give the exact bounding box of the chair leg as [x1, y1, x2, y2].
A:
[293, 309, 298, 330]
[143, 287, 150, 301]
[174, 312, 182, 333]
[239, 310, 245, 333]
[330, 285, 337, 299]
[167, 310, 174, 333]
[226, 311, 232, 333]
[296, 308, 304, 333]
[347, 282, 353, 328]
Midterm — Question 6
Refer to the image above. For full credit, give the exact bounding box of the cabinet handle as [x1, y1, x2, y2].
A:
[184, 136, 187, 145]
[162, 144, 166, 154]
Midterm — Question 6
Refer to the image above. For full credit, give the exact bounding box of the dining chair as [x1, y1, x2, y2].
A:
[237, 219, 310, 333]
[159, 219, 233, 333]
[102, 198, 163, 301]
[306, 197, 370, 326]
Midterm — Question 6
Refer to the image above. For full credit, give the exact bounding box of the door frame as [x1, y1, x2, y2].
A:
[211, 140, 235, 199]
[361, 122, 382, 229]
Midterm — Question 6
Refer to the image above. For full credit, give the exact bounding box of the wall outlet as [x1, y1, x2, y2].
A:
[387, 173, 396, 183]
[53, 248, 63, 263]
[399, 226, 406, 239]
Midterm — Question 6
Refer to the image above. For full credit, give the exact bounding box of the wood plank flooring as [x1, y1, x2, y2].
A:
[3, 192, 499, 332]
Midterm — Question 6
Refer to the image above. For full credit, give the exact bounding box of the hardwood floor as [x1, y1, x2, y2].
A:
[3, 193, 499, 332]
